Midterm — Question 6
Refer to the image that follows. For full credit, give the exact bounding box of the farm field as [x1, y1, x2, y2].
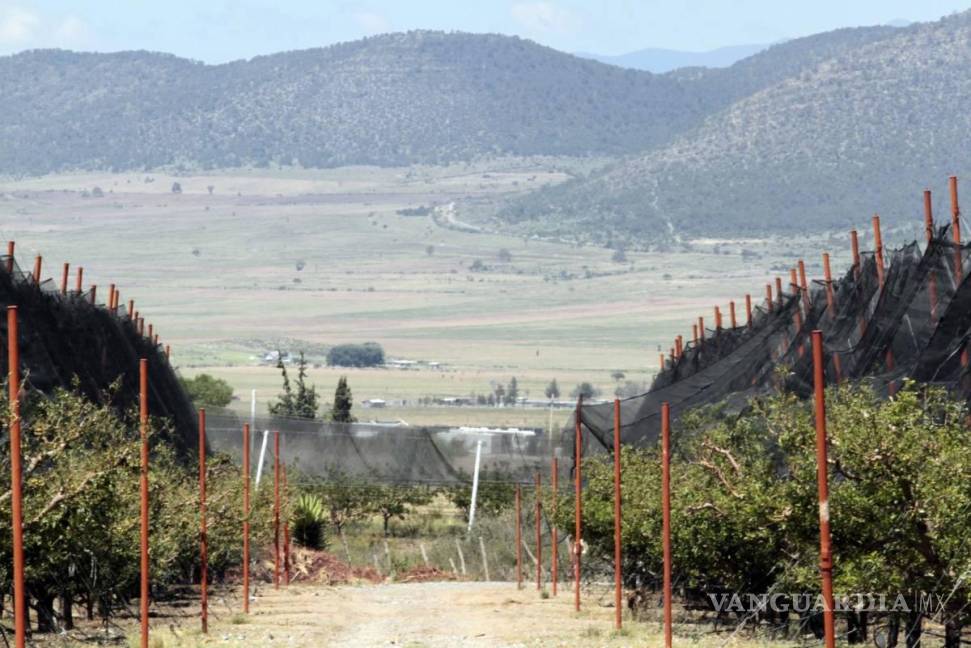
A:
[0, 160, 867, 426]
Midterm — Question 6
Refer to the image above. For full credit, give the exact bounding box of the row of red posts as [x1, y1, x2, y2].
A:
[514, 177, 966, 646]
[3, 246, 293, 646]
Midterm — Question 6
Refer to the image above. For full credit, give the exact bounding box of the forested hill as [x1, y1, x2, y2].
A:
[0, 26, 898, 175]
[499, 13, 971, 243]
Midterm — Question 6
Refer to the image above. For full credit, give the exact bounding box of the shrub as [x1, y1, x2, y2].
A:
[292, 494, 328, 549]
[326, 342, 385, 368]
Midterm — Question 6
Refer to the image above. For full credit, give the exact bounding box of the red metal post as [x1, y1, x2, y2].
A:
[274, 431, 281, 589]
[242, 423, 251, 613]
[765, 283, 773, 313]
[698, 316, 705, 342]
[613, 399, 623, 630]
[729, 301, 737, 328]
[6, 241, 13, 274]
[148, 323, 153, 342]
[659, 353, 665, 370]
[714, 306, 721, 331]
[128, 299, 134, 319]
[515, 484, 522, 589]
[199, 408, 208, 633]
[692, 324, 698, 346]
[924, 189, 935, 244]
[812, 331, 836, 648]
[745, 294, 752, 327]
[551, 456, 558, 596]
[283, 463, 290, 587]
[574, 395, 582, 611]
[951, 176, 961, 248]
[822, 253, 835, 316]
[76, 266, 83, 293]
[109, 284, 116, 313]
[775, 277, 783, 308]
[139, 358, 150, 648]
[32, 256, 41, 283]
[165, 345, 171, 361]
[798, 259, 809, 310]
[61, 262, 69, 296]
[535, 472, 542, 590]
[661, 402, 673, 648]
[789, 268, 799, 295]
[90, 284, 97, 305]
[675, 335, 683, 359]
[872, 215, 885, 288]
[8, 307, 26, 648]
[850, 230, 860, 279]
[924, 190, 940, 322]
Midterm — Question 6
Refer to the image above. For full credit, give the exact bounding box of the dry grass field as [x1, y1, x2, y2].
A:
[0, 160, 855, 426]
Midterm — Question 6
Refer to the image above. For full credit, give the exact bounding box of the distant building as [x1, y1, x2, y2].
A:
[362, 398, 387, 408]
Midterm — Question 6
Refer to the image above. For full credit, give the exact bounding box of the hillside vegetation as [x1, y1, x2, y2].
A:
[501, 13, 971, 242]
[0, 26, 899, 177]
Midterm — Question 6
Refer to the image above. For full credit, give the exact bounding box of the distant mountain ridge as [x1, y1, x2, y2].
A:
[0, 25, 899, 176]
[576, 44, 768, 73]
[500, 13, 971, 242]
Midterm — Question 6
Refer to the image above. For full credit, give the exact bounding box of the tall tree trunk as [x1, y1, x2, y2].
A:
[60, 590, 74, 630]
[944, 616, 962, 648]
[34, 591, 57, 633]
[904, 610, 922, 648]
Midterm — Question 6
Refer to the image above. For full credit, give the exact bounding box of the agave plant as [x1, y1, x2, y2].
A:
[292, 493, 328, 550]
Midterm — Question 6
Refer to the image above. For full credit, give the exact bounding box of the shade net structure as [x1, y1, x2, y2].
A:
[0, 254, 196, 452]
[203, 408, 568, 486]
[574, 227, 971, 455]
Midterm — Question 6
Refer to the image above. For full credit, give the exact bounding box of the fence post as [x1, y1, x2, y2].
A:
[872, 215, 885, 288]
[61, 263, 69, 296]
[822, 253, 835, 316]
[76, 266, 84, 293]
[925, 189, 935, 244]
[139, 359, 150, 648]
[850, 230, 860, 279]
[613, 399, 623, 630]
[274, 431, 281, 590]
[798, 259, 809, 310]
[661, 401, 673, 648]
[775, 277, 783, 308]
[697, 316, 705, 343]
[109, 284, 116, 313]
[6, 241, 13, 274]
[199, 409, 208, 633]
[535, 472, 542, 590]
[551, 456, 558, 596]
[812, 331, 836, 648]
[745, 294, 752, 327]
[8, 307, 26, 648]
[692, 323, 698, 346]
[714, 306, 721, 332]
[574, 395, 583, 611]
[128, 299, 134, 319]
[242, 423, 251, 614]
[515, 484, 522, 590]
[283, 463, 290, 587]
[765, 283, 773, 313]
[729, 301, 737, 328]
[32, 256, 41, 284]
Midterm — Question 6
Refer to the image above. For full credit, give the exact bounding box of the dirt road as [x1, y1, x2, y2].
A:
[146, 581, 790, 648]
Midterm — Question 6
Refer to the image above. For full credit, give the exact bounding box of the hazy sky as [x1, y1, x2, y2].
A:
[1, 1, 969, 62]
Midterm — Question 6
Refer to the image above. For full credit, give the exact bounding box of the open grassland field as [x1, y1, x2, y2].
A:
[0, 160, 881, 426]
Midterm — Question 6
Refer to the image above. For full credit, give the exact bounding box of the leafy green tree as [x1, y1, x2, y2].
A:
[269, 352, 318, 419]
[544, 378, 560, 400]
[180, 373, 233, 408]
[326, 343, 385, 367]
[330, 376, 355, 423]
[367, 484, 433, 536]
[570, 382, 600, 399]
[506, 377, 519, 405]
[447, 469, 516, 522]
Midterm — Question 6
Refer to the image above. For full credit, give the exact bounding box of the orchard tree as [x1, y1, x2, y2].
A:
[330, 376, 355, 423]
